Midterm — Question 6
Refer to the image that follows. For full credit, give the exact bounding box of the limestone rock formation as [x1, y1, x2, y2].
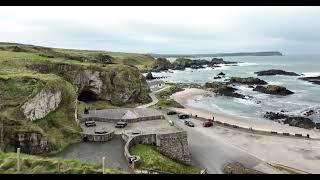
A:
[21, 89, 62, 121]
[16, 133, 49, 154]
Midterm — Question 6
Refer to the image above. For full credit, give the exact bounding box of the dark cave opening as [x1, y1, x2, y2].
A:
[77, 90, 98, 102]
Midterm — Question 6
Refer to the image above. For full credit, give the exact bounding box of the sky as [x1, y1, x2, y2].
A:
[0, 6, 319, 54]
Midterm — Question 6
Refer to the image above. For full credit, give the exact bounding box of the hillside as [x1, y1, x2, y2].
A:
[0, 42, 153, 155]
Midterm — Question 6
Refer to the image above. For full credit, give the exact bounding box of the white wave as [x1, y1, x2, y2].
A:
[238, 62, 258, 66]
[267, 81, 283, 86]
[234, 98, 258, 106]
[302, 72, 320, 77]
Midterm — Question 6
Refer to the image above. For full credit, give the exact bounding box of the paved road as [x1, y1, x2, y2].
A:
[162, 110, 282, 174]
[137, 85, 171, 109]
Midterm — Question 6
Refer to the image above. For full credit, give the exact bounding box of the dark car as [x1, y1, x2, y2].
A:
[84, 120, 96, 127]
[167, 111, 177, 115]
[184, 120, 194, 127]
[115, 121, 127, 128]
[178, 114, 190, 119]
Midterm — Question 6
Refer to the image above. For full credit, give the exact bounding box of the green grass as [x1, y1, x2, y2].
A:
[0, 73, 81, 154]
[131, 144, 201, 174]
[154, 85, 184, 108]
[0, 152, 123, 174]
[223, 162, 263, 174]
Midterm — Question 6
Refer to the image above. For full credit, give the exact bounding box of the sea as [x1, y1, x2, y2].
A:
[149, 55, 320, 123]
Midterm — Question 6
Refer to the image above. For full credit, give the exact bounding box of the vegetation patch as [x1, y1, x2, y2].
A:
[223, 162, 263, 174]
[154, 85, 184, 108]
[0, 152, 123, 174]
[131, 144, 201, 174]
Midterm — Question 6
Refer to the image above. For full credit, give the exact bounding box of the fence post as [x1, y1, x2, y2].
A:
[17, 148, 21, 173]
[102, 156, 105, 174]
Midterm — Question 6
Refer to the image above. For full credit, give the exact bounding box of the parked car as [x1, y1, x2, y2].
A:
[115, 121, 127, 128]
[167, 111, 177, 115]
[94, 128, 108, 134]
[178, 114, 190, 119]
[203, 120, 213, 127]
[184, 120, 194, 127]
[84, 120, 96, 127]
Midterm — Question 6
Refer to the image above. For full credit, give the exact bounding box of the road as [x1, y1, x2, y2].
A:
[137, 85, 171, 108]
[163, 110, 282, 174]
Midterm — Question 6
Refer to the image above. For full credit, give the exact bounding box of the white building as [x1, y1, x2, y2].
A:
[147, 80, 166, 91]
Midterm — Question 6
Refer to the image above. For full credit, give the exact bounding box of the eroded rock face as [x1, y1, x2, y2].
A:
[21, 89, 62, 121]
[255, 69, 300, 76]
[253, 85, 294, 96]
[229, 77, 268, 85]
[264, 112, 289, 120]
[284, 117, 315, 129]
[145, 72, 155, 80]
[26, 62, 151, 105]
[204, 82, 246, 99]
[16, 133, 49, 154]
[299, 76, 320, 85]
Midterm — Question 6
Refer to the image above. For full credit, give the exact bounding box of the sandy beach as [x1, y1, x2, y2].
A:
[170, 88, 320, 173]
[170, 88, 320, 139]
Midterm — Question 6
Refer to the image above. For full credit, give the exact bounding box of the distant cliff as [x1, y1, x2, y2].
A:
[149, 51, 283, 58]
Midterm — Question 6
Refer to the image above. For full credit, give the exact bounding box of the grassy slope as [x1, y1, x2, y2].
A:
[131, 144, 201, 174]
[154, 85, 184, 108]
[0, 152, 123, 174]
[0, 72, 81, 154]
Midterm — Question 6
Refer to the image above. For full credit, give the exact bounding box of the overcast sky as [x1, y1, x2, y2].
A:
[0, 6, 319, 54]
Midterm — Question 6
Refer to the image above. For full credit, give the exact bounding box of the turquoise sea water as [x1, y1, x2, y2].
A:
[150, 55, 320, 123]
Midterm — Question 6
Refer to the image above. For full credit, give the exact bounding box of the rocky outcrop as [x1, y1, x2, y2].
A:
[204, 82, 246, 99]
[26, 62, 151, 105]
[21, 89, 62, 121]
[253, 85, 294, 96]
[299, 76, 320, 85]
[283, 117, 315, 129]
[218, 72, 226, 76]
[208, 58, 237, 66]
[145, 72, 155, 80]
[16, 132, 50, 154]
[152, 58, 172, 72]
[229, 77, 268, 85]
[264, 112, 289, 120]
[255, 69, 300, 76]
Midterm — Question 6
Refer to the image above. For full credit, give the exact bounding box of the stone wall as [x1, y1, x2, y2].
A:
[156, 131, 191, 164]
[123, 131, 191, 168]
[81, 131, 114, 142]
[80, 115, 165, 123]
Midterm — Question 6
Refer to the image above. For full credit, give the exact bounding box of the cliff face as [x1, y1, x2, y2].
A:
[26, 62, 151, 105]
[21, 89, 62, 121]
[0, 75, 81, 154]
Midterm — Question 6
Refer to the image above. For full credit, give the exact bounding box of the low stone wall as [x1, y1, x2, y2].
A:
[81, 130, 114, 142]
[80, 115, 165, 124]
[123, 131, 191, 169]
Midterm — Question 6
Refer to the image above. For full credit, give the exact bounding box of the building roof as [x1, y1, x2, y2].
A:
[147, 80, 165, 86]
